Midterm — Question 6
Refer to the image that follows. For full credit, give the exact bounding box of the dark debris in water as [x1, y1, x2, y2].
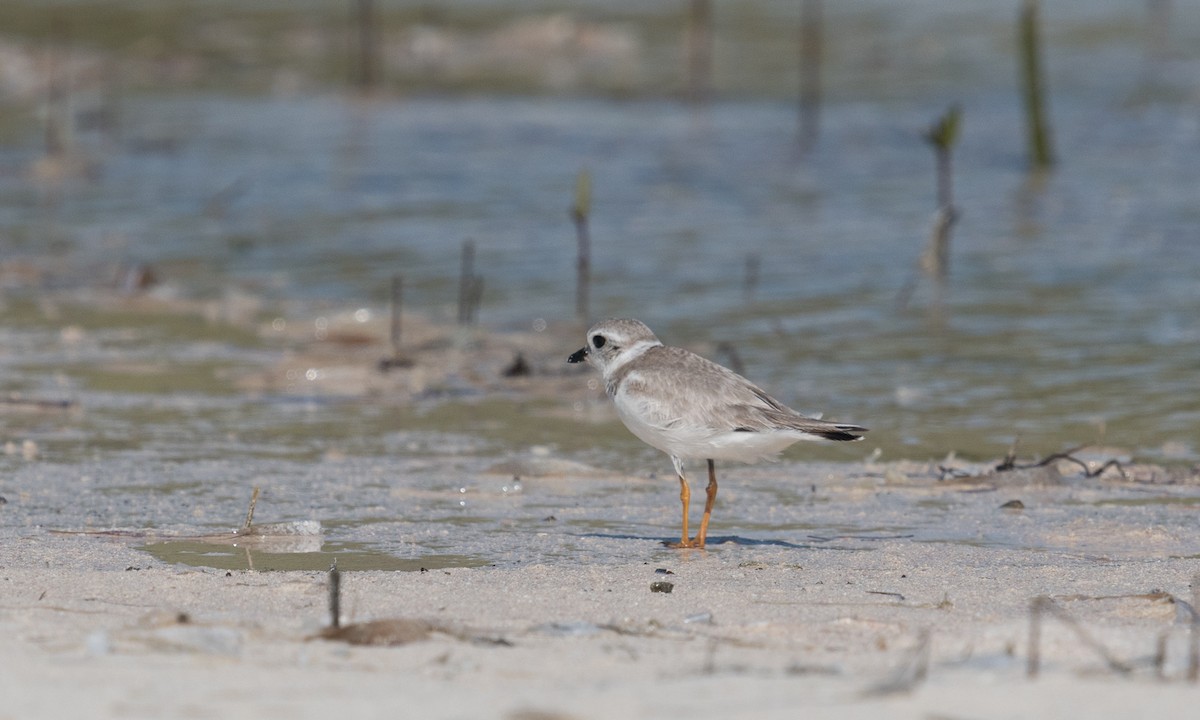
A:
[0, 394, 76, 412]
[314, 616, 513, 648]
[316, 618, 433, 646]
[377, 355, 415, 372]
[502, 352, 532, 377]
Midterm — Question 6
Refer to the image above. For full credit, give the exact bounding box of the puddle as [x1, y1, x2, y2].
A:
[141, 539, 487, 572]
[1077, 496, 1200, 508]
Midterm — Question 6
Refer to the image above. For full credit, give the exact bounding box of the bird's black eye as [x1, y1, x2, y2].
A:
[592, 334, 606, 349]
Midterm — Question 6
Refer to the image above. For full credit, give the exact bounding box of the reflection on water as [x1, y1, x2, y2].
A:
[141, 539, 486, 572]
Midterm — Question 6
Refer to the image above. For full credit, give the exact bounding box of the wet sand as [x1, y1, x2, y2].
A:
[4, 456, 1200, 719]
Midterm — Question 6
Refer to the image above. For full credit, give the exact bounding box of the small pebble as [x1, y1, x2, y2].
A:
[650, 581, 674, 594]
[1000, 499, 1025, 510]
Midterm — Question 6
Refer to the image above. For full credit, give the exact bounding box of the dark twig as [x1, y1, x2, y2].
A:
[457, 240, 474, 325]
[1, 395, 74, 411]
[742, 252, 760, 302]
[995, 443, 1127, 480]
[44, 16, 72, 160]
[926, 105, 961, 212]
[685, 0, 713, 104]
[328, 560, 341, 628]
[1189, 574, 1200, 682]
[571, 170, 591, 321]
[378, 275, 412, 371]
[1154, 631, 1169, 680]
[1027, 595, 1133, 679]
[921, 105, 962, 284]
[863, 629, 931, 696]
[796, 0, 822, 153]
[389, 274, 402, 357]
[352, 0, 380, 93]
[457, 240, 483, 326]
[1019, 0, 1055, 168]
[936, 465, 973, 481]
[1083, 459, 1126, 479]
[996, 436, 1022, 471]
[242, 487, 260, 531]
[897, 106, 961, 313]
[466, 276, 484, 325]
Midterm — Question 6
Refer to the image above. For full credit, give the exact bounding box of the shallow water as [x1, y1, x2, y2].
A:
[4, 86, 1198, 462]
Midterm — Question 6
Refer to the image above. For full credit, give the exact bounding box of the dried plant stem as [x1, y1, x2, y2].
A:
[389, 274, 403, 358]
[457, 240, 482, 326]
[1027, 595, 1132, 679]
[685, 0, 713, 104]
[328, 561, 341, 629]
[242, 487, 260, 531]
[572, 170, 592, 321]
[352, 0, 380, 92]
[1190, 574, 1200, 682]
[922, 105, 962, 284]
[1019, 0, 1055, 168]
[742, 252, 760, 302]
[864, 629, 932, 696]
[996, 443, 1127, 480]
[797, 0, 823, 152]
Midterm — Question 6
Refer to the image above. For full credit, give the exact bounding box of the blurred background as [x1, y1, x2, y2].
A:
[1, 0, 1198, 469]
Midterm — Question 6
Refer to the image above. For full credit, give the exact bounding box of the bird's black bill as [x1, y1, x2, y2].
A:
[567, 347, 588, 363]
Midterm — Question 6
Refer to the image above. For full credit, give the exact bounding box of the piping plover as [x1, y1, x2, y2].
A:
[568, 318, 867, 549]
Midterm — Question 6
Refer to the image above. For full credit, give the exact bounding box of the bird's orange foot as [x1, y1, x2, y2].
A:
[664, 537, 706, 549]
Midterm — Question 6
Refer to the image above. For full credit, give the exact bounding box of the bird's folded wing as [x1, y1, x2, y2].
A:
[622, 350, 865, 440]
[621, 356, 788, 433]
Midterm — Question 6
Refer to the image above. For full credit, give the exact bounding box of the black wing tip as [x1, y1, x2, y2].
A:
[818, 425, 868, 442]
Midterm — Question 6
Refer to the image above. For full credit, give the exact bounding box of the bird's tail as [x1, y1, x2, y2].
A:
[799, 420, 868, 442]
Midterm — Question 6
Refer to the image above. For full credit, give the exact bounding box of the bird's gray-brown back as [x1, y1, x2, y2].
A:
[607, 345, 858, 437]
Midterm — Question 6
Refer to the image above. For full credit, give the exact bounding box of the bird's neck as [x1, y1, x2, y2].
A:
[602, 340, 660, 393]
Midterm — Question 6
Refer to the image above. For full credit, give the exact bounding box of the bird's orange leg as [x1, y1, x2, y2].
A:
[693, 459, 718, 548]
[666, 472, 696, 548]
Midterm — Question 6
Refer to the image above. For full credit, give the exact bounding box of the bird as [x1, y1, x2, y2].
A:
[568, 318, 867, 549]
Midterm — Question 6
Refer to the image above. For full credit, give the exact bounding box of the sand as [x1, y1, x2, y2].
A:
[4, 455, 1200, 720]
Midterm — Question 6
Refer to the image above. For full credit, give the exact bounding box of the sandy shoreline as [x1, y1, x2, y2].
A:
[4, 458, 1200, 719]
